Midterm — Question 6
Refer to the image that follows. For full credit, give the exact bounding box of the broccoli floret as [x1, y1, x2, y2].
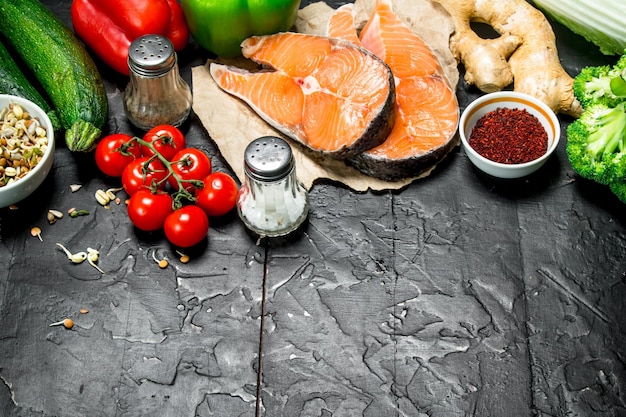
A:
[566, 102, 626, 185]
[609, 180, 626, 203]
[572, 54, 626, 109]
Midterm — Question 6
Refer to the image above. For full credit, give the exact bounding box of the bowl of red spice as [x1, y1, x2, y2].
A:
[459, 91, 560, 179]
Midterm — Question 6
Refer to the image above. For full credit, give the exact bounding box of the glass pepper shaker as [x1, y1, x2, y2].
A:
[123, 34, 192, 131]
[237, 136, 309, 238]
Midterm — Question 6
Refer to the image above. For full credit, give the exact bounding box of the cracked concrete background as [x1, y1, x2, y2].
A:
[1, 1, 625, 416]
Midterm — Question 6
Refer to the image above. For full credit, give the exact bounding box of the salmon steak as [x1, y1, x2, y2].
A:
[210, 32, 396, 160]
[327, 0, 460, 180]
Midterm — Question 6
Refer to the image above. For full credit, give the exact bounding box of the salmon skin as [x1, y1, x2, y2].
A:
[210, 32, 396, 160]
[327, 0, 460, 180]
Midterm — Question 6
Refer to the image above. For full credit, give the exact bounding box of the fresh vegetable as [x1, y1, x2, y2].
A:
[435, 0, 581, 116]
[93, 126, 239, 247]
[0, 0, 108, 152]
[195, 172, 238, 217]
[168, 148, 212, 193]
[127, 190, 174, 232]
[141, 125, 187, 161]
[532, 0, 626, 56]
[71, 0, 189, 75]
[572, 54, 626, 109]
[181, 0, 301, 57]
[121, 157, 168, 196]
[95, 134, 142, 177]
[566, 53, 626, 203]
[0, 40, 60, 131]
[164, 205, 209, 248]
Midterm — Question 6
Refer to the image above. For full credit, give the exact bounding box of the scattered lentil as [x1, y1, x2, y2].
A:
[152, 250, 169, 269]
[468, 107, 548, 164]
[177, 250, 190, 264]
[30, 226, 42, 241]
[49, 318, 74, 329]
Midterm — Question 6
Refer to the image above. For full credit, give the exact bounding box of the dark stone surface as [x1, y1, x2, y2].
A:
[1, 1, 624, 416]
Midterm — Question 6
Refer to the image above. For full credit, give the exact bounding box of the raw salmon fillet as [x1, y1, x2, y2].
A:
[327, 0, 459, 180]
[210, 32, 396, 160]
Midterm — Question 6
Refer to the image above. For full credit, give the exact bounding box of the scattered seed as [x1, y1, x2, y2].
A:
[95, 189, 110, 206]
[176, 250, 190, 263]
[105, 187, 122, 200]
[49, 318, 74, 329]
[79, 308, 89, 314]
[8, 204, 18, 210]
[152, 250, 169, 269]
[68, 209, 89, 218]
[30, 226, 42, 241]
[69, 184, 82, 192]
[47, 209, 63, 224]
[87, 247, 105, 274]
[56, 242, 87, 264]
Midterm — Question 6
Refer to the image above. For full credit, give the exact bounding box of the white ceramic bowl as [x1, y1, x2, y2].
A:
[459, 91, 560, 179]
[0, 94, 55, 208]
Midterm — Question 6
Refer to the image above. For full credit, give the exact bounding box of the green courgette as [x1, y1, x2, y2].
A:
[0, 0, 108, 152]
[0, 39, 61, 131]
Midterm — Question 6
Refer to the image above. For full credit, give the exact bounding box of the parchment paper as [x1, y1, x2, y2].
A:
[191, 0, 458, 192]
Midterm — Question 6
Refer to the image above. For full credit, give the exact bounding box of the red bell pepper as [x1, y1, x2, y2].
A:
[71, 0, 189, 75]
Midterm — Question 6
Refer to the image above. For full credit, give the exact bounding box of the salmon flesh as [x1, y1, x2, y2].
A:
[328, 0, 460, 180]
[210, 32, 396, 160]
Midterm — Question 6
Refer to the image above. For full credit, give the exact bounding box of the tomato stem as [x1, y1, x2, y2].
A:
[127, 137, 203, 210]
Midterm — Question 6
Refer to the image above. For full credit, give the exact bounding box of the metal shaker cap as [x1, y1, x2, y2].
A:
[128, 35, 176, 76]
[244, 136, 294, 182]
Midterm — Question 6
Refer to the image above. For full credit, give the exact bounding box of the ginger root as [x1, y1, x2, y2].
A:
[435, 0, 581, 117]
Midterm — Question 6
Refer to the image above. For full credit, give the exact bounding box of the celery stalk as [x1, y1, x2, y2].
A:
[532, 0, 626, 56]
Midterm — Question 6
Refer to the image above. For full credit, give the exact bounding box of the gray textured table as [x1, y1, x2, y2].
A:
[1, 1, 624, 416]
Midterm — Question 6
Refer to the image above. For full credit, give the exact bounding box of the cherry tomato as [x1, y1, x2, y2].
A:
[164, 205, 209, 247]
[95, 133, 141, 177]
[122, 157, 168, 196]
[194, 172, 239, 217]
[127, 190, 173, 232]
[141, 124, 186, 161]
[168, 148, 212, 193]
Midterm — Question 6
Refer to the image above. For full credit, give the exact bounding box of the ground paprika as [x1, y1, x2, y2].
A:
[468, 107, 548, 164]
[181, 0, 301, 58]
[71, 0, 189, 75]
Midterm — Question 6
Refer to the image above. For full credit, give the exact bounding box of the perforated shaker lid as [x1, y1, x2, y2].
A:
[128, 35, 176, 76]
[244, 136, 294, 182]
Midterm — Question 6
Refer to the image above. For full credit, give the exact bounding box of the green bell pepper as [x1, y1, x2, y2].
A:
[181, 0, 301, 58]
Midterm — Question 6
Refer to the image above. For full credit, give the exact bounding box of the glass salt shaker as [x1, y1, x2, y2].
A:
[123, 34, 192, 131]
[237, 136, 309, 238]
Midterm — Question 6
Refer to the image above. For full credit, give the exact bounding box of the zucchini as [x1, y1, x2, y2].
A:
[0, 39, 61, 131]
[0, 0, 108, 152]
